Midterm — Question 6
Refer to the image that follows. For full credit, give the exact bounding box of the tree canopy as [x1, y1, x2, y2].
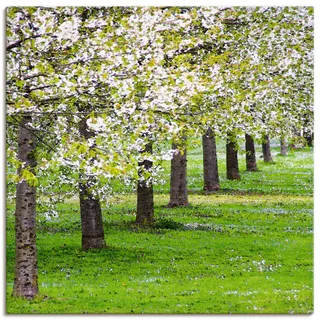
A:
[6, 6, 314, 206]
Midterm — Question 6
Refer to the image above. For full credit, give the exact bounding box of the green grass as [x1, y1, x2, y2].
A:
[6, 139, 313, 314]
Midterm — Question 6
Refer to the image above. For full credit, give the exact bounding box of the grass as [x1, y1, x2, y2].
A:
[6, 139, 313, 314]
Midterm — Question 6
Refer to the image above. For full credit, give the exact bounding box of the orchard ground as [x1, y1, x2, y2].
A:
[6, 139, 313, 314]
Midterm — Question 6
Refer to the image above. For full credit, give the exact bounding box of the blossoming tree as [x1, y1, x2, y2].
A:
[6, 6, 313, 299]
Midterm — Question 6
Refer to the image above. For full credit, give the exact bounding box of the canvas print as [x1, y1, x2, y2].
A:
[6, 6, 313, 314]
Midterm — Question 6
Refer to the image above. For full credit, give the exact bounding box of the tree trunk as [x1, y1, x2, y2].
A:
[303, 119, 313, 147]
[13, 115, 38, 299]
[226, 134, 240, 180]
[245, 134, 258, 171]
[79, 117, 106, 251]
[262, 134, 273, 162]
[136, 142, 154, 225]
[202, 127, 220, 192]
[280, 137, 288, 156]
[168, 142, 189, 207]
[289, 130, 300, 149]
[304, 134, 313, 147]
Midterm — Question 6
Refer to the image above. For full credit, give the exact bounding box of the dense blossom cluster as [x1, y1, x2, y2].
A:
[6, 6, 314, 206]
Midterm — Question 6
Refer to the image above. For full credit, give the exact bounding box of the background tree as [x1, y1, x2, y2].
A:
[245, 133, 258, 171]
[280, 136, 288, 156]
[168, 142, 189, 207]
[261, 134, 274, 163]
[202, 127, 220, 192]
[226, 133, 240, 180]
[136, 141, 154, 225]
[78, 111, 106, 250]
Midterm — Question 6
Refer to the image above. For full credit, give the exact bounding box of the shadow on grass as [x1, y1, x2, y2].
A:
[105, 218, 185, 233]
[104, 219, 238, 234]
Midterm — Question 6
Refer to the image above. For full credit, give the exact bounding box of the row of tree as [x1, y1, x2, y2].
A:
[159, 131, 311, 210]
[6, 7, 313, 299]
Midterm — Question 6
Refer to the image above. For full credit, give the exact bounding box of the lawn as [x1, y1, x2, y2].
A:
[6, 139, 313, 314]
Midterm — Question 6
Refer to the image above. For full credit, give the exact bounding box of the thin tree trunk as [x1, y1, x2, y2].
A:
[245, 134, 258, 171]
[262, 134, 273, 162]
[280, 137, 288, 156]
[202, 127, 220, 192]
[79, 117, 106, 251]
[168, 142, 189, 207]
[226, 133, 240, 180]
[136, 142, 154, 225]
[13, 115, 38, 299]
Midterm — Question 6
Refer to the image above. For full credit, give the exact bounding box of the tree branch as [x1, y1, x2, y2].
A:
[9, 115, 56, 153]
[6, 34, 42, 51]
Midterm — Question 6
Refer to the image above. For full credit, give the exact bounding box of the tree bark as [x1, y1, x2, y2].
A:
[304, 134, 313, 147]
[136, 142, 154, 225]
[262, 134, 273, 162]
[303, 119, 313, 147]
[280, 137, 288, 156]
[202, 127, 220, 192]
[226, 134, 240, 180]
[245, 134, 258, 171]
[168, 142, 189, 207]
[13, 115, 38, 299]
[79, 117, 106, 251]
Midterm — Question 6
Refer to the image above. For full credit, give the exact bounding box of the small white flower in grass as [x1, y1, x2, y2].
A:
[44, 210, 58, 221]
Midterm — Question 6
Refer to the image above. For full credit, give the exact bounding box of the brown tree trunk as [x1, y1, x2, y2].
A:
[226, 134, 240, 180]
[202, 127, 219, 192]
[280, 137, 288, 156]
[262, 134, 273, 162]
[168, 142, 189, 207]
[13, 115, 38, 299]
[79, 117, 106, 251]
[245, 134, 258, 171]
[304, 134, 313, 147]
[136, 142, 154, 225]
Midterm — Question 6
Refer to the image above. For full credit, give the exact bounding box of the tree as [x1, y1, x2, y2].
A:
[245, 133, 258, 171]
[6, 7, 64, 298]
[305, 135, 313, 147]
[136, 142, 154, 225]
[262, 134, 273, 163]
[280, 137, 288, 156]
[202, 127, 220, 192]
[12, 115, 38, 299]
[168, 142, 189, 207]
[226, 133, 240, 180]
[78, 112, 106, 250]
